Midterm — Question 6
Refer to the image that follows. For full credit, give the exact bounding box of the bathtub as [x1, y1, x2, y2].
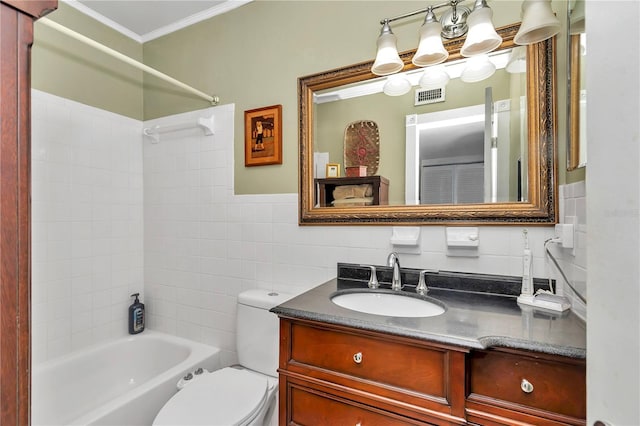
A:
[32, 330, 221, 426]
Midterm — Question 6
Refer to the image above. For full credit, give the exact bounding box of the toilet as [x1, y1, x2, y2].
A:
[153, 289, 292, 426]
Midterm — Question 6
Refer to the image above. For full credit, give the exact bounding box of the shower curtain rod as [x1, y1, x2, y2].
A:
[39, 18, 220, 106]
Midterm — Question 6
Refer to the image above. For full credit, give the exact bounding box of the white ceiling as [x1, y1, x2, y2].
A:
[66, 0, 251, 43]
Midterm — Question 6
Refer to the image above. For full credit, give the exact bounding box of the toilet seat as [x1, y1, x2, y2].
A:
[153, 367, 269, 426]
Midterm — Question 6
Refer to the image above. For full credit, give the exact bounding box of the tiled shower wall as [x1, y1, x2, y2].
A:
[31, 90, 144, 363]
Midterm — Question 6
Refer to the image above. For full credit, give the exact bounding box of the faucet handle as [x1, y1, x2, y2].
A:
[416, 269, 438, 295]
[360, 265, 379, 289]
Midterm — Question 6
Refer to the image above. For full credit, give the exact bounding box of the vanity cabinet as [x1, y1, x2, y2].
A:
[278, 318, 469, 425]
[278, 318, 586, 426]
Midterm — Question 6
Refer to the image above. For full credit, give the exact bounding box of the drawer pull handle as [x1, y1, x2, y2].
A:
[353, 352, 363, 364]
[521, 378, 534, 393]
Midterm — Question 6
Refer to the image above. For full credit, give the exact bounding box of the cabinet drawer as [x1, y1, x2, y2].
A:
[288, 383, 424, 426]
[467, 350, 586, 419]
[289, 323, 447, 398]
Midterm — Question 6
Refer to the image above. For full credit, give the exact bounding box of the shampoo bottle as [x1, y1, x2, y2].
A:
[128, 293, 145, 334]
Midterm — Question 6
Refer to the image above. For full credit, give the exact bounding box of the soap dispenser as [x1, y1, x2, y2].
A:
[128, 293, 145, 334]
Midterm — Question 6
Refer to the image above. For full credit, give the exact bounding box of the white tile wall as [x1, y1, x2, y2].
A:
[553, 181, 587, 319]
[143, 105, 240, 366]
[31, 90, 144, 363]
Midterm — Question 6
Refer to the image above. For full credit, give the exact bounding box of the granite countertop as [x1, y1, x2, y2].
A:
[271, 265, 586, 359]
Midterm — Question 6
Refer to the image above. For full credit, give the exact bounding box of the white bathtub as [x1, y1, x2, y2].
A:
[32, 330, 221, 426]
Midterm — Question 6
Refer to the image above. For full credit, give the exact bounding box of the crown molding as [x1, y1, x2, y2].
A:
[63, 0, 253, 44]
[63, 0, 143, 42]
[140, 0, 252, 42]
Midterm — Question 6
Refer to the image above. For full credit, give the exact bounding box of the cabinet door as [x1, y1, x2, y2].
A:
[466, 349, 586, 425]
[287, 382, 429, 426]
[280, 320, 467, 423]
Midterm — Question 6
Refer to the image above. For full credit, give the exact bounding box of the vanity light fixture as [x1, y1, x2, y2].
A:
[514, 0, 561, 45]
[459, 0, 502, 57]
[371, 0, 560, 75]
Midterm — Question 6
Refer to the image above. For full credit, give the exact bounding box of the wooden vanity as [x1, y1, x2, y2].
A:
[272, 271, 586, 426]
[278, 317, 586, 425]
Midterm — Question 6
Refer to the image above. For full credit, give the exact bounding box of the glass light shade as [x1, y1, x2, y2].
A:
[506, 46, 527, 73]
[419, 66, 450, 89]
[569, 0, 585, 35]
[514, 0, 561, 45]
[383, 74, 412, 96]
[412, 20, 449, 67]
[460, 7, 502, 57]
[460, 54, 496, 83]
[372, 32, 404, 76]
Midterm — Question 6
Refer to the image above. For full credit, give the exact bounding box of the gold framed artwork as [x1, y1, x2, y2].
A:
[244, 104, 282, 167]
[326, 163, 341, 178]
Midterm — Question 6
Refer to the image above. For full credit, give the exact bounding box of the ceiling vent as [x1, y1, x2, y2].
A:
[415, 87, 445, 106]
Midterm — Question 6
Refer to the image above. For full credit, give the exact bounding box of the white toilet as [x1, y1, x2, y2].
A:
[153, 289, 292, 426]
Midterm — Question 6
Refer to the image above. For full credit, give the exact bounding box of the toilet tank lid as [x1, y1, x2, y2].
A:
[238, 289, 294, 310]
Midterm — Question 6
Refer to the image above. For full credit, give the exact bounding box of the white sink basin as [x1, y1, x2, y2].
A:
[331, 291, 445, 318]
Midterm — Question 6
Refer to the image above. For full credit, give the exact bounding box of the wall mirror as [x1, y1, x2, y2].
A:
[299, 24, 557, 225]
[567, 0, 586, 170]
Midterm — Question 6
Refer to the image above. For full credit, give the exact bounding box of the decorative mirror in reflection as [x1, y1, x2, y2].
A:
[299, 24, 557, 225]
[567, 0, 586, 170]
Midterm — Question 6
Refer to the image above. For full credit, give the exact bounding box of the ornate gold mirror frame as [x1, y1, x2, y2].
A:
[299, 24, 557, 226]
[566, 0, 586, 171]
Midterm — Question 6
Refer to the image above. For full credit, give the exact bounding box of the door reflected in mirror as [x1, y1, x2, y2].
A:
[405, 51, 529, 206]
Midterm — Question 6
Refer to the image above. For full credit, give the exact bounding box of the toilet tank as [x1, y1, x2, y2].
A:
[236, 289, 292, 377]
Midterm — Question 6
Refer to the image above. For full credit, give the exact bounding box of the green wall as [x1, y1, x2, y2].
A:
[142, 0, 525, 195]
[32, 2, 144, 120]
[31, 0, 580, 194]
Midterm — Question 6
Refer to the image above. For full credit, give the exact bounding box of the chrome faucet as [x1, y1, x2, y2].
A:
[387, 252, 402, 291]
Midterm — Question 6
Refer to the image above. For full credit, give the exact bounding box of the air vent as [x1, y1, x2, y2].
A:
[415, 87, 445, 106]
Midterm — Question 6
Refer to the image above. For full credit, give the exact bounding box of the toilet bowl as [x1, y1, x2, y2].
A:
[152, 289, 291, 426]
[153, 367, 277, 426]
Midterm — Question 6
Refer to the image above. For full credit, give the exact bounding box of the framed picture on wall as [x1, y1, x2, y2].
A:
[244, 104, 282, 166]
[326, 163, 341, 178]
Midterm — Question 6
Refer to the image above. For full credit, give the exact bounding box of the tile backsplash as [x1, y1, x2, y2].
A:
[32, 92, 585, 366]
[555, 181, 587, 319]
